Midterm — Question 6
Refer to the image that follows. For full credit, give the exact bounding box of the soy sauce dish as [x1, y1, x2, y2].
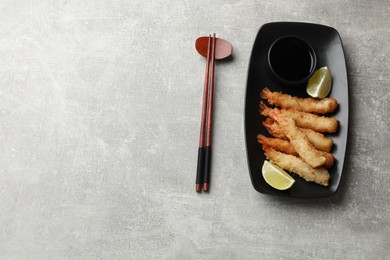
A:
[268, 35, 317, 86]
[244, 22, 349, 198]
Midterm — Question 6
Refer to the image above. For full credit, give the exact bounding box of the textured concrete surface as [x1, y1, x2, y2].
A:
[0, 0, 389, 259]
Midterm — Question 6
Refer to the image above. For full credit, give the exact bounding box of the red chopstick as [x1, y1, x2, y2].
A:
[195, 33, 216, 193]
[203, 33, 216, 192]
[196, 35, 211, 192]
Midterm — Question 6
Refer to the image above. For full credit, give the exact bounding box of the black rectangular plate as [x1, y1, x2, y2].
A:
[245, 22, 349, 198]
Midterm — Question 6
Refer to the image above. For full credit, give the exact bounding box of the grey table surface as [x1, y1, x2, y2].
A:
[0, 0, 389, 259]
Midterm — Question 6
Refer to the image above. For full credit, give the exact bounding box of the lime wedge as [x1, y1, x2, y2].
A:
[262, 160, 295, 190]
[306, 66, 332, 99]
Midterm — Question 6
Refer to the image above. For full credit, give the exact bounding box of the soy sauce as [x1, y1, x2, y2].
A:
[269, 36, 316, 83]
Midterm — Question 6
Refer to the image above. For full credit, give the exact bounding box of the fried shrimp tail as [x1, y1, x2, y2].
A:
[261, 87, 338, 114]
[261, 117, 288, 139]
[257, 134, 298, 156]
[259, 102, 339, 133]
[258, 134, 334, 168]
[262, 117, 333, 152]
[259, 101, 273, 117]
[270, 110, 326, 168]
[262, 145, 330, 186]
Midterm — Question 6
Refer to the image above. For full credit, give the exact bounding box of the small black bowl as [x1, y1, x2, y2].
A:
[268, 35, 317, 85]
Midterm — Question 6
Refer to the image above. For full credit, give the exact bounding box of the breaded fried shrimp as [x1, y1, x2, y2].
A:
[257, 134, 334, 168]
[260, 87, 337, 114]
[262, 117, 333, 152]
[259, 102, 339, 133]
[262, 145, 330, 186]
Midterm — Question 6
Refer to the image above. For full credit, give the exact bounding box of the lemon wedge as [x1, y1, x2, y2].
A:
[306, 66, 332, 99]
[262, 160, 295, 190]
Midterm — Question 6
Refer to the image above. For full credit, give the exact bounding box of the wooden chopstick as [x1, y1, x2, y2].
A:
[196, 34, 211, 192]
[203, 33, 216, 192]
